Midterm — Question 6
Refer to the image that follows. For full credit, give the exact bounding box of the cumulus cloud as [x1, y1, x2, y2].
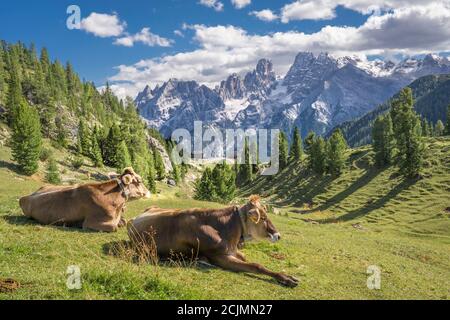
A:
[80, 12, 126, 37]
[250, 9, 279, 22]
[231, 0, 251, 9]
[108, 2, 450, 98]
[114, 28, 173, 47]
[280, 0, 435, 22]
[199, 0, 224, 11]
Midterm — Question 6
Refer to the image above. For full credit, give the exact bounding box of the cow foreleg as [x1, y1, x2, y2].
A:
[209, 255, 298, 287]
[235, 251, 247, 262]
[82, 219, 118, 233]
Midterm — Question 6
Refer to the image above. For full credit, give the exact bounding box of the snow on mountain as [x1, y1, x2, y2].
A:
[135, 53, 450, 139]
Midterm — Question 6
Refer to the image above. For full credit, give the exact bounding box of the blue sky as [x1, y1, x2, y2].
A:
[1, 1, 449, 98]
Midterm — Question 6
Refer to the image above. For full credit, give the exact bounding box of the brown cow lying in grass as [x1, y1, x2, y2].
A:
[127, 195, 298, 287]
[20, 168, 150, 232]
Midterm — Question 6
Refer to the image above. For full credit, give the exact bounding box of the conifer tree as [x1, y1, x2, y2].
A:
[102, 124, 122, 167]
[326, 129, 348, 176]
[435, 120, 444, 137]
[152, 147, 166, 180]
[76, 119, 91, 156]
[45, 158, 61, 184]
[309, 136, 327, 175]
[239, 137, 253, 184]
[147, 154, 157, 194]
[279, 131, 289, 170]
[194, 167, 215, 201]
[304, 131, 316, 155]
[6, 50, 23, 125]
[390, 88, 424, 178]
[445, 105, 450, 135]
[116, 141, 132, 172]
[54, 117, 68, 149]
[0, 47, 6, 105]
[372, 114, 395, 167]
[11, 100, 42, 175]
[90, 126, 103, 167]
[289, 126, 303, 163]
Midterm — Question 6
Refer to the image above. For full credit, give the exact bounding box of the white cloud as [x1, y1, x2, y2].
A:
[174, 30, 185, 37]
[114, 28, 173, 47]
[80, 13, 126, 37]
[280, 0, 434, 23]
[109, 2, 450, 98]
[250, 9, 279, 22]
[199, 0, 224, 12]
[231, 0, 251, 9]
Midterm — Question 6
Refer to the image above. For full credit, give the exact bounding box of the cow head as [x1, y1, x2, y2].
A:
[120, 168, 151, 200]
[241, 195, 281, 242]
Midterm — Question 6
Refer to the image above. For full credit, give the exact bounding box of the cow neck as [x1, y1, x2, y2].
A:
[115, 178, 130, 201]
[235, 206, 251, 242]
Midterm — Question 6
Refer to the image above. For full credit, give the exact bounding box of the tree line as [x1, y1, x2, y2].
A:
[195, 88, 450, 202]
[0, 40, 171, 191]
[372, 88, 450, 178]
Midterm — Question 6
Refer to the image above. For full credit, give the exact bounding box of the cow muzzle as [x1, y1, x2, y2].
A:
[269, 232, 281, 243]
[144, 191, 151, 199]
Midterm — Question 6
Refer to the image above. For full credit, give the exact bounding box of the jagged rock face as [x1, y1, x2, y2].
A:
[218, 74, 246, 101]
[136, 53, 450, 139]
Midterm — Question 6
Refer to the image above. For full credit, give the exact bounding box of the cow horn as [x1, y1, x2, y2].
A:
[122, 174, 133, 185]
[255, 209, 261, 224]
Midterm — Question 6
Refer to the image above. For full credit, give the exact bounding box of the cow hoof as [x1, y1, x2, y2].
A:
[277, 274, 299, 288]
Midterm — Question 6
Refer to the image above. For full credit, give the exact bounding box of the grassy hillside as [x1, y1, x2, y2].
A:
[1, 139, 450, 300]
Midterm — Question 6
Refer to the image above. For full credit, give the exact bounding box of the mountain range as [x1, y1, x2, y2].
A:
[135, 52, 450, 138]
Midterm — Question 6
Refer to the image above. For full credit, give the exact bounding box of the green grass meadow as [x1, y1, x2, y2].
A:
[0, 138, 449, 300]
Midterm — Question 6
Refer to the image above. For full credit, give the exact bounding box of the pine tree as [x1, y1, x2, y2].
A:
[279, 131, 289, 170]
[289, 126, 303, 163]
[445, 105, 450, 135]
[116, 141, 132, 172]
[421, 118, 430, 137]
[304, 131, 316, 155]
[77, 119, 91, 156]
[6, 50, 23, 125]
[102, 124, 122, 167]
[11, 100, 42, 175]
[147, 154, 157, 193]
[0, 46, 6, 105]
[372, 114, 395, 168]
[55, 117, 68, 149]
[90, 127, 103, 167]
[435, 120, 445, 137]
[390, 88, 424, 178]
[195, 167, 215, 201]
[326, 129, 348, 176]
[239, 137, 253, 184]
[309, 136, 327, 175]
[45, 158, 61, 184]
[152, 147, 166, 180]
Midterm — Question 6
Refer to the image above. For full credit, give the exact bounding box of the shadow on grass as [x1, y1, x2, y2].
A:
[298, 167, 385, 214]
[315, 178, 417, 224]
[0, 160, 21, 174]
[2, 214, 98, 233]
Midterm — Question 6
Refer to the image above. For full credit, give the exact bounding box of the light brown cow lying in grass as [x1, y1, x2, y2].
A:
[127, 195, 299, 287]
[19, 168, 150, 232]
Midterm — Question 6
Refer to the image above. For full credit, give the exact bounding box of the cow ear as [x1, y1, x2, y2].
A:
[122, 167, 135, 176]
[122, 174, 133, 185]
